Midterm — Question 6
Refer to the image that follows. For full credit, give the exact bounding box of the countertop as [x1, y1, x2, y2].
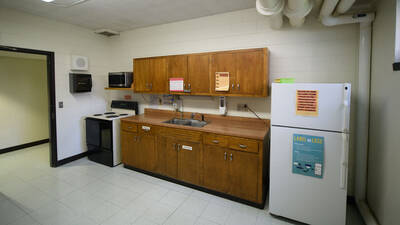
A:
[121, 109, 270, 140]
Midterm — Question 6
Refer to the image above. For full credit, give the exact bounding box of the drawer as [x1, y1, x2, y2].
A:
[228, 137, 258, 153]
[203, 133, 228, 147]
[158, 127, 201, 142]
[139, 124, 155, 135]
[121, 122, 137, 133]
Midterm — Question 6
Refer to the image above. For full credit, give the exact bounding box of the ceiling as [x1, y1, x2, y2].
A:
[0, 0, 255, 32]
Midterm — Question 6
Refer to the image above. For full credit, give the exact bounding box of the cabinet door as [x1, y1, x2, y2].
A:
[149, 57, 167, 93]
[134, 58, 151, 92]
[235, 50, 266, 96]
[203, 145, 229, 193]
[228, 150, 259, 202]
[138, 134, 157, 172]
[210, 52, 236, 94]
[167, 55, 188, 91]
[178, 141, 200, 185]
[121, 131, 137, 166]
[164, 137, 178, 178]
[188, 54, 210, 95]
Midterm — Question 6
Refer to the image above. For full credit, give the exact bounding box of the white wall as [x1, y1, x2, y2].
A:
[368, 0, 400, 224]
[108, 8, 360, 195]
[0, 55, 48, 149]
[0, 8, 110, 160]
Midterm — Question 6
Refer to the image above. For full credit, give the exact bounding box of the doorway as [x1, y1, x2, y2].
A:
[0, 45, 57, 167]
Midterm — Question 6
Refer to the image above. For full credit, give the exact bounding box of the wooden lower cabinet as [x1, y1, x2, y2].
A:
[138, 134, 157, 172]
[203, 145, 230, 193]
[178, 140, 200, 185]
[157, 136, 201, 185]
[121, 121, 266, 206]
[121, 131, 138, 166]
[228, 150, 259, 202]
[203, 145, 259, 202]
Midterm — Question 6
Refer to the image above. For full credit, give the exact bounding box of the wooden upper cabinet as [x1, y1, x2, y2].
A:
[133, 48, 269, 96]
[149, 57, 167, 93]
[188, 53, 210, 94]
[235, 49, 267, 96]
[167, 55, 188, 92]
[133, 58, 150, 92]
[210, 52, 236, 94]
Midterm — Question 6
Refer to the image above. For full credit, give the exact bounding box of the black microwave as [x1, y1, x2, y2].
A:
[69, 73, 92, 93]
[108, 72, 133, 88]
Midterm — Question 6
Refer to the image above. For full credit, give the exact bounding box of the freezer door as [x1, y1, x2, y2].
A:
[271, 83, 351, 132]
[269, 126, 348, 225]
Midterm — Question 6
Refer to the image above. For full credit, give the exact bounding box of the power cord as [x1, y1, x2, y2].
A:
[244, 104, 263, 121]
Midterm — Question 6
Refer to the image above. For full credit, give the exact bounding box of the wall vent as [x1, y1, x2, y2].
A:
[95, 29, 120, 37]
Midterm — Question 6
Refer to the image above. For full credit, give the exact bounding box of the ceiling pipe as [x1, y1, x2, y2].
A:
[284, 0, 314, 27]
[256, 0, 285, 29]
[319, 1, 378, 224]
[336, 0, 357, 14]
[319, 0, 340, 18]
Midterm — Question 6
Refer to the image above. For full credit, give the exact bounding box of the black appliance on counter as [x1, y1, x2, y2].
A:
[108, 72, 133, 88]
[69, 73, 92, 93]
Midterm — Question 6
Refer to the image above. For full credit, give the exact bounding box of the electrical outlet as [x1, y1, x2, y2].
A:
[237, 103, 248, 111]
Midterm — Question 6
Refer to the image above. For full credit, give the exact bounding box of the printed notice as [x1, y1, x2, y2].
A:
[215, 72, 229, 91]
[296, 90, 319, 116]
[292, 134, 324, 179]
[170, 78, 184, 92]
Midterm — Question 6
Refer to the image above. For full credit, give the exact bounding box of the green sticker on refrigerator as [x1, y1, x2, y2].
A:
[292, 134, 324, 178]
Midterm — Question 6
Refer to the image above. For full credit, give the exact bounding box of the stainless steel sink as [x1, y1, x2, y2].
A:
[163, 118, 208, 127]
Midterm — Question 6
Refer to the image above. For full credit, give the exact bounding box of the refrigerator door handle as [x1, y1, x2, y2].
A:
[342, 83, 351, 133]
[340, 133, 349, 189]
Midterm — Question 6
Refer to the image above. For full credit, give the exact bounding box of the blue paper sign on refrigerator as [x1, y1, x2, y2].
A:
[292, 134, 324, 178]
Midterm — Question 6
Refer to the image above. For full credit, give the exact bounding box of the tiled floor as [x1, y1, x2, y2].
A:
[0, 144, 365, 225]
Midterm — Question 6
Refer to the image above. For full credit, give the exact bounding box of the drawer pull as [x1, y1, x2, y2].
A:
[212, 140, 219, 144]
[128, 126, 132, 129]
[230, 153, 233, 161]
[239, 144, 247, 149]
[224, 152, 227, 160]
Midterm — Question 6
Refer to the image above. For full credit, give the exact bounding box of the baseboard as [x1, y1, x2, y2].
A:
[0, 139, 49, 154]
[56, 151, 88, 167]
[124, 164, 266, 209]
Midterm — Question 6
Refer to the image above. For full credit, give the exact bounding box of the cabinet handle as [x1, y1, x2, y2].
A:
[224, 152, 227, 160]
[239, 144, 247, 149]
[188, 83, 191, 90]
[149, 83, 152, 90]
[230, 153, 233, 161]
[212, 140, 219, 144]
[133, 136, 137, 142]
[231, 84, 234, 89]
[173, 143, 176, 149]
[237, 83, 240, 91]
[177, 144, 181, 151]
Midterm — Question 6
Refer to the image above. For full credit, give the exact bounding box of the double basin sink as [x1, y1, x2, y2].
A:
[163, 118, 208, 128]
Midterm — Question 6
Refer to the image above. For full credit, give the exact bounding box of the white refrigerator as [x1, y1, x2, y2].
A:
[269, 83, 351, 225]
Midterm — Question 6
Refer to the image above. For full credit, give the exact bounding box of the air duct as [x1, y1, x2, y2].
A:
[256, 0, 285, 29]
[284, 0, 313, 27]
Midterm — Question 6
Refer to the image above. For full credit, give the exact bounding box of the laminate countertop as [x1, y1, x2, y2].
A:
[121, 109, 270, 140]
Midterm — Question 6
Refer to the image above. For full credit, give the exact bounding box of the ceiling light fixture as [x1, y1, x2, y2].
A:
[41, 0, 90, 7]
